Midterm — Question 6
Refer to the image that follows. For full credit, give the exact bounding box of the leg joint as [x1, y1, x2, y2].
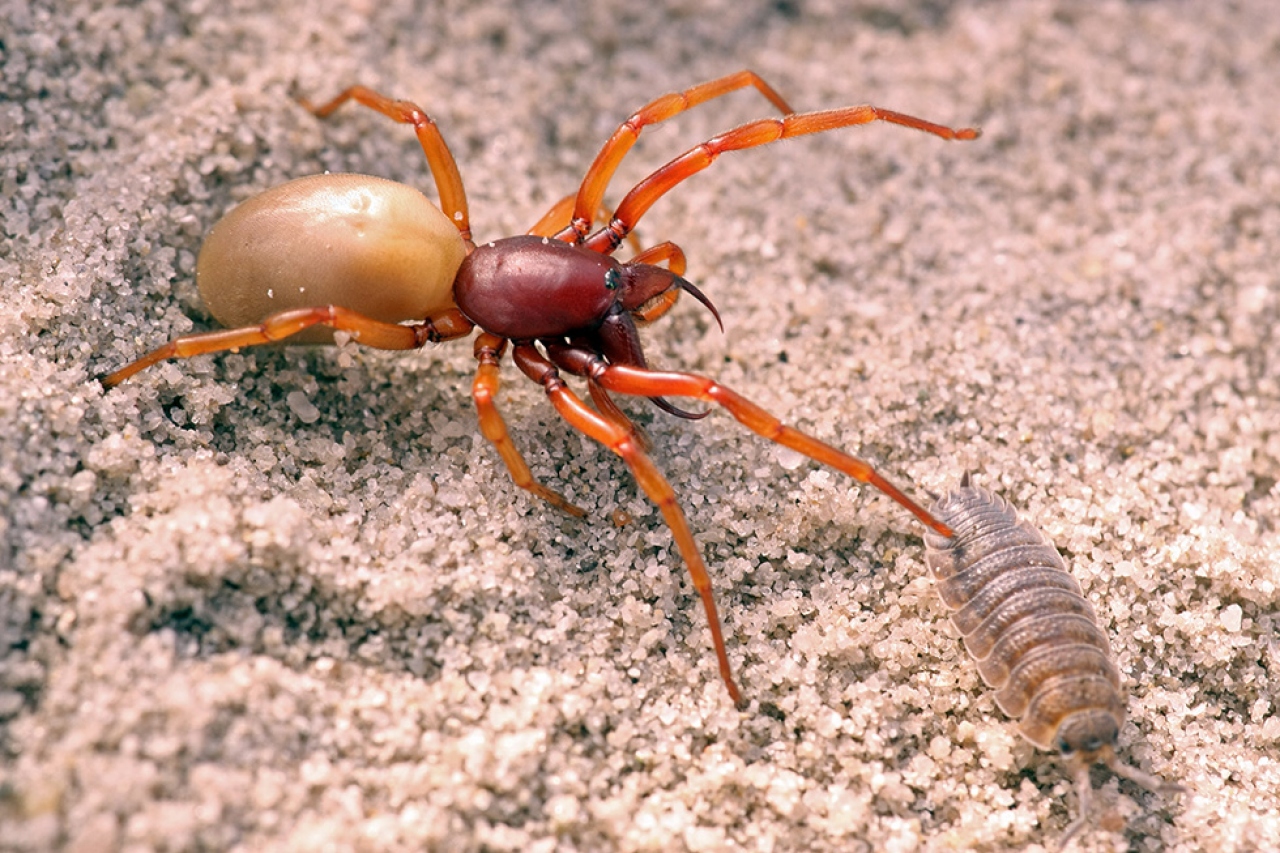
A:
[473, 334, 507, 362]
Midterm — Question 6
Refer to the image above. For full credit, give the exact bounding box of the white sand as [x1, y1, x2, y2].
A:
[2, 1, 1277, 851]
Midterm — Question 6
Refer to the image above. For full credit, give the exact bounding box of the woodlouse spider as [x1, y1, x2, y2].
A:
[102, 72, 979, 705]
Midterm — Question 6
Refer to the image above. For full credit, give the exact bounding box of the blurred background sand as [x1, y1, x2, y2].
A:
[2, 1, 1278, 850]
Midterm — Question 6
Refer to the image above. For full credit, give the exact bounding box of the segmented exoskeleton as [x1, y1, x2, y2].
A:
[923, 474, 1182, 848]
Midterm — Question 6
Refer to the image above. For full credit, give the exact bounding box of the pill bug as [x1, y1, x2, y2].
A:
[922, 474, 1182, 848]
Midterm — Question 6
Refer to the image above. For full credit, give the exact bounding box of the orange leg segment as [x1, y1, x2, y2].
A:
[100, 306, 474, 388]
[300, 85, 474, 244]
[511, 342, 744, 705]
[586, 105, 981, 253]
[557, 70, 796, 244]
[552, 352, 952, 537]
[527, 193, 580, 239]
[471, 333, 587, 517]
[526, 194, 643, 255]
[587, 377, 651, 452]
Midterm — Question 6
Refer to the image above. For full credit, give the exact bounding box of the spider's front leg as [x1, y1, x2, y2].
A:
[585, 104, 979, 253]
[544, 343, 952, 537]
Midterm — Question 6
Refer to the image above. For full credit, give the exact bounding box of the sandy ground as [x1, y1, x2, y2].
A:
[3, 1, 1278, 851]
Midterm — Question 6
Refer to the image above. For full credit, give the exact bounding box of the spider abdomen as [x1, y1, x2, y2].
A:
[197, 173, 466, 343]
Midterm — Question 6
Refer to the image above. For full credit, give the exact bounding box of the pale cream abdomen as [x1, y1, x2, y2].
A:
[196, 173, 467, 343]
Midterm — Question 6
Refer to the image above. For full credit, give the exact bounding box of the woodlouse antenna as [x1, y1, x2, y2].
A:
[1110, 757, 1186, 795]
[1058, 766, 1095, 851]
[1056, 755, 1184, 850]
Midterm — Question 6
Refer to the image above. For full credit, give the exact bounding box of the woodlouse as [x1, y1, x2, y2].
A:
[922, 474, 1182, 848]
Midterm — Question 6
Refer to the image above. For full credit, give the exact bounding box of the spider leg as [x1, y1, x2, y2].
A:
[584, 105, 980, 254]
[631, 289, 680, 326]
[100, 306, 473, 387]
[544, 344, 952, 536]
[564, 332, 652, 449]
[299, 85, 473, 243]
[526, 193, 579, 238]
[511, 342, 743, 705]
[472, 333, 586, 517]
[558, 70, 795, 245]
[587, 376, 652, 452]
[526, 194, 643, 253]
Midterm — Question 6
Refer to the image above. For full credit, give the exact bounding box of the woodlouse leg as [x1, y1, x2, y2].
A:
[584, 106, 981, 253]
[547, 348, 952, 537]
[1056, 760, 1185, 849]
[556, 70, 796, 244]
[299, 85, 473, 242]
[100, 306, 474, 388]
[511, 342, 743, 706]
[471, 333, 586, 518]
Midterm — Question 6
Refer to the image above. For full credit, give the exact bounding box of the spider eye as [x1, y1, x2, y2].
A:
[603, 268, 621, 290]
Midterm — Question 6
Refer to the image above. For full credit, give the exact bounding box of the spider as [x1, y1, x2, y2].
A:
[102, 71, 979, 705]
